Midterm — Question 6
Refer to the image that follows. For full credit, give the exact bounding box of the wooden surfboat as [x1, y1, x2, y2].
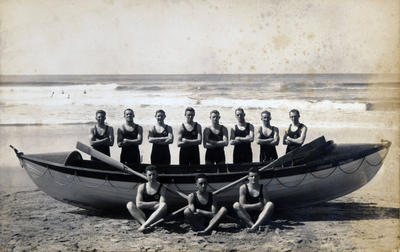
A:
[11, 136, 391, 210]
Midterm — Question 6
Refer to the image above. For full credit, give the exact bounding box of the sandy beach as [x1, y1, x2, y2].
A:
[0, 122, 399, 251]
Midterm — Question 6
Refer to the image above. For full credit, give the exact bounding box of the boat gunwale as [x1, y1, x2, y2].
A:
[18, 143, 386, 184]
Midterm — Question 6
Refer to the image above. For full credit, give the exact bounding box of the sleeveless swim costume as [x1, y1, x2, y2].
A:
[259, 127, 278, 163]
[120, 124, 141, 165]
[205, 125, 226, 164]
[141, 183, 162, 217]
[285, 123, 304, 154]
[150, 125, 171, 165]
[91, 125, 110, 160]
[193, 192, 213, 211]
[233, 123, 252, 164]
[179, 123, 200, 165]
[245, 184, 264, 204]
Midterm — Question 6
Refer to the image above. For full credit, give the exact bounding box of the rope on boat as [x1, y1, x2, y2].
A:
[106, 176, 139, 192]
[338, 157, 365, 174]
[29, 164, 50, 178]
[274, 172, 308, 188]
[309, 166, 338, 179]
[171, 181, 189, 196]
[363, 150, 388, 167]
[47, 168, 76, 186]
[75, 173, 108, 188]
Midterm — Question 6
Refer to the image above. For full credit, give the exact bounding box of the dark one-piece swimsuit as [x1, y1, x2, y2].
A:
[120, 124, 140, 165]
[286, 123, 304, 154]
[259, 128, 278, 163]
[233, 123, 252, 164]
[141, 183, 162, 217]
[179, 122, 200, 165]
[91, 125, 110, 161]
[245, 184, 264, 221]
[150, 125, 171, 165]
[205, 125, 226, 164]
[192, 192, 213, 229]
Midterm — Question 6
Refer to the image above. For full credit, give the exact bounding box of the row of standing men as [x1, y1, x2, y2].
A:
[90, 107, 307, 165]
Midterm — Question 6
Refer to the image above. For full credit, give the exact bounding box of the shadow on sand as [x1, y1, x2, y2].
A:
[277, 202, 400, 222]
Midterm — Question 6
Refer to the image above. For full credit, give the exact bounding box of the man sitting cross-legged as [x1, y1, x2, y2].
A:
[126, 165, 168, 232]
[233, 167, 274, 232]
[184, 174, 228, 236]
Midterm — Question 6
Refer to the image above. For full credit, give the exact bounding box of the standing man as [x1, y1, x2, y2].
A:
[89, 110, 114, 160]
[184, 174, 228, 235]
[148, 110, 174, 165]
[117, 109, 143, 166]
[230, 108, 254, 164]
[256, 110, 279, 162]
[203, 110, 229, 165]
[177, 107, 202, 165]
[283, 109, 307, 154]
[126, 165, 168, 232]
[233, 167, 274, 232]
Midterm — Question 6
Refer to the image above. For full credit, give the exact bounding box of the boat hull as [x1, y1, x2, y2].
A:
[18, 142, 390, 210]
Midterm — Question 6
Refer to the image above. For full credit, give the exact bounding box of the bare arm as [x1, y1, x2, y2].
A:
[119, 126, 143, 147]
[89, 127, 110, 147]
[257, 127, 279, 146]
[148, 127, 171, 144]
[239, 185, 263, 211]
[235, 124, 254, 143]
[178, 124, 202, 147]
[286, 125, 307, 145]
[107, 127, 114, 146]
[136, 184, 159, 210]
[230, 127, 238, 145]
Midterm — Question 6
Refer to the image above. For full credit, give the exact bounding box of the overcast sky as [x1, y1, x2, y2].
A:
[0, 0, 399, 74]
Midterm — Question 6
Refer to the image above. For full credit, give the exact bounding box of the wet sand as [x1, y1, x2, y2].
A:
[0, 124, 399, 251]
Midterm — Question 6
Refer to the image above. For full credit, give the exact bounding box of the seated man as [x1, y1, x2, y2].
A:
[184, 174, 227, 235]
[126, 165, 168, 232]
[233, 167, 274, 232]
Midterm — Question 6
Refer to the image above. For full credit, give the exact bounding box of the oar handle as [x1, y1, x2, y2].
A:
[149, 206, 186, 228]
[76, 141, 188, 200]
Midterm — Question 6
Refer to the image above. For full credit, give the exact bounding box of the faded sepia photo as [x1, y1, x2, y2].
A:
[0, 0, 399, 251]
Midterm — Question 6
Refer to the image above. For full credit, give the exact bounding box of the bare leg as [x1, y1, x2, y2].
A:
[233, 202, 254, 228]
[126, 201, 146, 225]
[139, 202, 168, 232]
[250, 201, 274, 232]
[197, 207, 228, 236]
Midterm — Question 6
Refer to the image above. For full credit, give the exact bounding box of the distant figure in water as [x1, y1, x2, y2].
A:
[283, 109, 307, 153]
[89, 110, 114, 160]
[117, 109, 143, 166]
[233, 167, 274, 232]
[230, 108, 254, 164]
[148, 110, 173, 165]
[83, 89, 87, 94]
[256, 110, 279, 162]
[203, 110, 228, 165]
[126, 165, 168, 232]
[184, 174, 227, 236]
[50, 91, 54, 98]
[177, 107, 202, 166]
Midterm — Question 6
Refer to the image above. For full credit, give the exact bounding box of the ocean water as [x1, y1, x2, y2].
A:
[0, 74, 399, 129]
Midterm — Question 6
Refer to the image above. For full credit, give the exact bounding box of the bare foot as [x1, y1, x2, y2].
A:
[196, 230, 211, 236]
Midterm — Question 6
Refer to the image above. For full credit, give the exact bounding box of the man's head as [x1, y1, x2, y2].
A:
[248, 167, 260, 184]
[210, 110, 220, 124]
[124, 108, 134, 121]
[261, 110, 271, 122]
[145, 165, 158, 182]
[195, 173, 208, 192]
[235, 108, 245, 122]
[289, 109, 300, 123]
[95, 110, 106, 123]
[155, 109, 166, 122]
[185, 107, 195, 122]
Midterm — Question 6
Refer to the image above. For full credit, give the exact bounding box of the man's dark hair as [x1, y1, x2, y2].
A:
[145, 165, 157, 173]
[96, 110, 106, 116]
[195, 173, 207, 182]
[248, 167, 259, 174]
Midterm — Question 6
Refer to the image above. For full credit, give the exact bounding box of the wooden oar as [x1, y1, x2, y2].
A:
[76, 141, 188, 200]
[149, 136, 328, 228]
